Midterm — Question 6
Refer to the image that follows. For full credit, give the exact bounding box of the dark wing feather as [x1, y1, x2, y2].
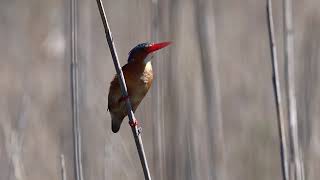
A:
[107, 75, 121, 112]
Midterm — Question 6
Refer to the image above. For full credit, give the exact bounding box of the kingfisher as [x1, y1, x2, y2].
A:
[107, 42, 171, 133]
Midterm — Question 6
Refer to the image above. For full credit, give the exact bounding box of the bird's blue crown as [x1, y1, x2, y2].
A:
[128, 42, 151, 63]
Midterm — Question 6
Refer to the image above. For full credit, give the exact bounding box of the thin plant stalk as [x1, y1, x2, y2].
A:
[194, 0, 226, 179]
[150, 1, 165, 180]
[61, 154, 67, 180]
[70, 0, 84, 179]
[282, 0, 305, 179]
[266, 0, 289, 180]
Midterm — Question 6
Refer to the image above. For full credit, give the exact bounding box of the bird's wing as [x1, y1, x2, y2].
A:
[107, 75, 122, 111]
[107, 64, 134, 111]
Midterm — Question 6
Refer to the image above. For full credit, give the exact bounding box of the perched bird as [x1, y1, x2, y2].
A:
[108, 42, 171, 133]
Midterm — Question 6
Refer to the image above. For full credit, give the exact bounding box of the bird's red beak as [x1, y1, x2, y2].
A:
[146, 41, 171, 54]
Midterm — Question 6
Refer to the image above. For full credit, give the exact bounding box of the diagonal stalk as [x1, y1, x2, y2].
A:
[266, 1, 290, 179]
[95, 0, 151, 179]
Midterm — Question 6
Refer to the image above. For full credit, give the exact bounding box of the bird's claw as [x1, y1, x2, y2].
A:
[129, 119, 138, 127]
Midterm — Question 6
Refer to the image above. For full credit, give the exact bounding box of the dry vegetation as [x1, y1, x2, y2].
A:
[0, 0, 319, 180]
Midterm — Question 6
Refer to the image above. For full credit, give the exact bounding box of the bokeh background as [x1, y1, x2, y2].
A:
[0, 0, 319, 180]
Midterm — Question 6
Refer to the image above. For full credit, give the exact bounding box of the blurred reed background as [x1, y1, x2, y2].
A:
[0, 0, 320, 180]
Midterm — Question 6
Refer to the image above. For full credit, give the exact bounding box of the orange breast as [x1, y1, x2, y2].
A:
[125, 62, 153, 110]
[107, 62, 153, 115]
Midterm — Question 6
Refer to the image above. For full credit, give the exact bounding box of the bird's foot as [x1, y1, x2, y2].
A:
[129, 119, 142, 134]
[129, 119, 138, 127]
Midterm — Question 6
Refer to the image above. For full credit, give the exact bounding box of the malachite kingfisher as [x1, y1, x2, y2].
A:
[107, 41, 171, 133]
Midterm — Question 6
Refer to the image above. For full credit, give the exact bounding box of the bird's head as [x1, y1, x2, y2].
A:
[127, 42, 171, 64]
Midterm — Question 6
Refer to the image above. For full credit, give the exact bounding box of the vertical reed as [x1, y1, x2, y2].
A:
[70, 0, 84, 179]
[283, 0, 305, 179]
[267, 0, 289, 179]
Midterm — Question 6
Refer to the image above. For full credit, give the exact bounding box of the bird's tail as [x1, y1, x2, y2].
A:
[111, 112, 124, 133]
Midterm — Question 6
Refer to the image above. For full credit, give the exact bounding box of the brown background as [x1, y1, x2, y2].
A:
[0, 0, 319, 180]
